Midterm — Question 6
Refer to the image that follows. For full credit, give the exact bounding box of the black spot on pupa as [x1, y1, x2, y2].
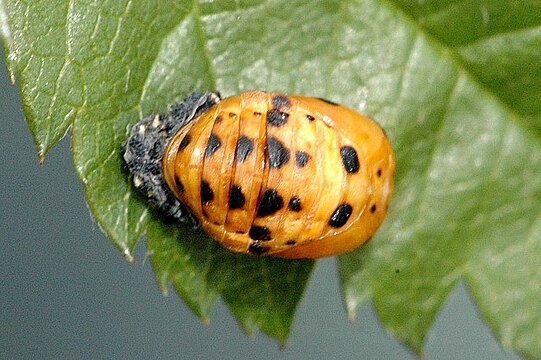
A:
[257, 189, 284, 217]
[295, 151, 310, 168]
[249, 226, 272, 241]
[329, 203, 353, 228]
[370, 204, 377, 213]
[306, 114, 315, 121]
[340, 146, 360, 173]
[248, 241, 267, 255]
[288, 196, 302, 212]
[178, 135, 192, 151]
[214, 116, 223, 124]
[272, 95, 291, 110]
[286, 240, 296, 245]
[175, 177, 184, 193]
[377, 169, 382, 177]
[205, 134, 221, 157]
[253, 111, 262, 117]
[229, 112, 237, 119]
[267, 109, 289, 127]
[229, 185, 246, 209]
[316, 97, 339, 106]
[201, 181, 214, 204]
[236, 136, 254, 163]
[268, 136, 290, 168]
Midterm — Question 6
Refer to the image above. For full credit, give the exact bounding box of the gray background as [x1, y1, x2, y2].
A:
[0, 50, 522, 359]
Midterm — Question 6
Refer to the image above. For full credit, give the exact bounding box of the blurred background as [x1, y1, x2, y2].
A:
[0, 49, 522, 359]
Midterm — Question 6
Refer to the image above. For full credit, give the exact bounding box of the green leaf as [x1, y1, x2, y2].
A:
[145, 214, 313, 340]
[2, 0, 541, 355]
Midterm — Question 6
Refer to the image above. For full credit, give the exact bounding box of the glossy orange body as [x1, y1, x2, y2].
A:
[163, 91, 394, 258]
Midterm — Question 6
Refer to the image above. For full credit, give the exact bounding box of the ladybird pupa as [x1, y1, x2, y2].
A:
[124, 91, 395, 259]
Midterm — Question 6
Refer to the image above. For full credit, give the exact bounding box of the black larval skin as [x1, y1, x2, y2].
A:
[123, 92, 221, 226]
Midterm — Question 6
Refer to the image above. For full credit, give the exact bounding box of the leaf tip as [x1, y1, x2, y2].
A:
[159, 286, 169, 296]
[122, 248, 134, 263]
[37, 144, 48, 165]
[347, 309, 357, 322]
[345, 297, 359, 321]
[201, 317, 210, 327]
